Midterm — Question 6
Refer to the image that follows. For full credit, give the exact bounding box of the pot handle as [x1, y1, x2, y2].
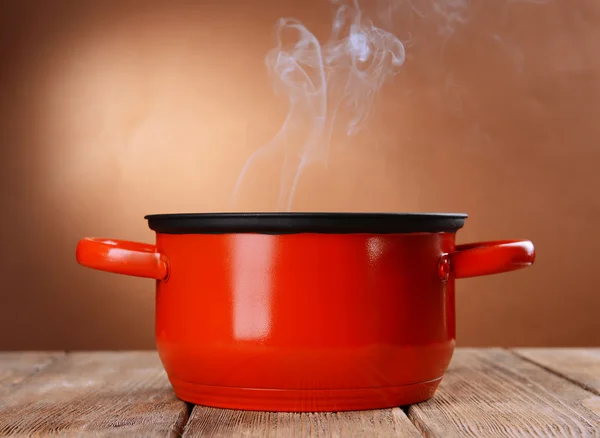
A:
[76, 237, 169, 280]
[441, 240, 535, 279]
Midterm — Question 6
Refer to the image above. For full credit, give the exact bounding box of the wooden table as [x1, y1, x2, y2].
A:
[0, 349, 599, 437]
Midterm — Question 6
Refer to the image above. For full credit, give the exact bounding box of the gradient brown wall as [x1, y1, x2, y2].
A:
[1, 0, 598, 350]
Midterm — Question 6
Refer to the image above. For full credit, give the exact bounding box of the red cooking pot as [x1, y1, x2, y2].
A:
[76, 213, 535, 412]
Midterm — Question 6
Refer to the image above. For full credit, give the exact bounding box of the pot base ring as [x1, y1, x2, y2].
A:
[169, 377, 442, 412]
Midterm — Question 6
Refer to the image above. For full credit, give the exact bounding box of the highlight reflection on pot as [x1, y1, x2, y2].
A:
[232, 234, 276, 341]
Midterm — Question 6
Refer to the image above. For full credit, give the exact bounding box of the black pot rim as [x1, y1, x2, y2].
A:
[145, 212, 468, 235]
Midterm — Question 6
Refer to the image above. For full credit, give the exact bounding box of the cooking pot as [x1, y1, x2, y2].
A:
[76, 212, 535, 412]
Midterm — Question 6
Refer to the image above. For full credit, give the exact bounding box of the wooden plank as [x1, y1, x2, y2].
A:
[0, 352, 65, 395]
[407, 348, 600, 438]
[183, 407, 422, 437]
[0, 352, 189, 437]
[514, 348, 600, 395]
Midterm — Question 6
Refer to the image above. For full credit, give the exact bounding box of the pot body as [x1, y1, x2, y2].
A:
[154, 232, 456, 411]
[76, 213, 535, 412]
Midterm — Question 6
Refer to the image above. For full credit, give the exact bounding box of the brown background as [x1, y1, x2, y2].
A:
[1, 0, 598, 350]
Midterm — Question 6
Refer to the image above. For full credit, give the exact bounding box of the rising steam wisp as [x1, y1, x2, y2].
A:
[232, 0, 406, 211]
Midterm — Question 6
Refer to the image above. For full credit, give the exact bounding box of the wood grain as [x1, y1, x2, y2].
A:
[0, 352, 65, 395]
[3, 349, 600, 437]
[407, 348, 600, 438]
[183, 406, 422, 437]
[0, 352, 189, 437]
[514, 348, 600, 395]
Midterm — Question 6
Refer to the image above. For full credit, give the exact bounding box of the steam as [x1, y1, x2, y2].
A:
[232, 0, 406, 211]
[231, 0, 552, 211]
[411, 0, 470, 38]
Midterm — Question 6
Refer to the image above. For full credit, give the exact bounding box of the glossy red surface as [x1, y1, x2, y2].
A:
[76, 231, 535, 411]
[76, 238, 168, 280]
